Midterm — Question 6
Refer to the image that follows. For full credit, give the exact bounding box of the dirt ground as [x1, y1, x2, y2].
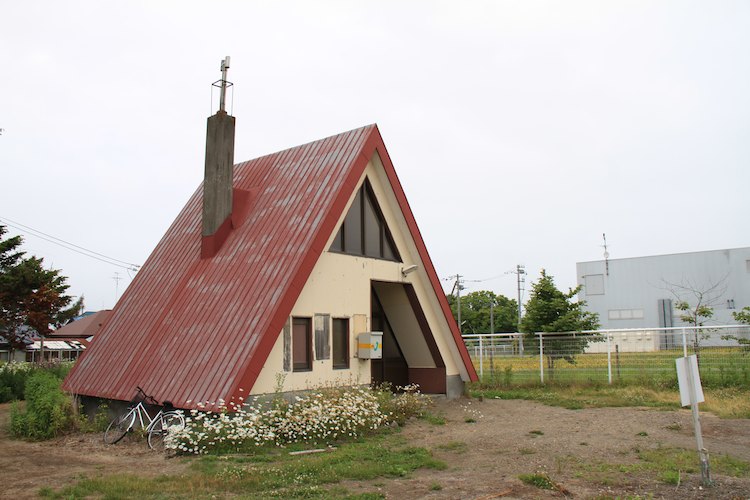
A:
[2, 398, 750, 499]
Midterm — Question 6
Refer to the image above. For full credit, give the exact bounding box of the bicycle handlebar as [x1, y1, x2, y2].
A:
[135, 386, 159, 406]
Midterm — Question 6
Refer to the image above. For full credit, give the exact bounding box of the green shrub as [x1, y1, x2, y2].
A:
[0, 362, 34, 402]
[10, 371, 77, 440]
[373, 383, 428, 426]
[0, 361, 75, 403]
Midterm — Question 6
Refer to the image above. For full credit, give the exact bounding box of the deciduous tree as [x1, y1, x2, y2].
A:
[447, 290, 518, 334]
[724, 307, 750, 354]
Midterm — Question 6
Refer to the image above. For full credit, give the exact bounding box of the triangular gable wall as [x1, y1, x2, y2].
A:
[231, 129, 477, 400]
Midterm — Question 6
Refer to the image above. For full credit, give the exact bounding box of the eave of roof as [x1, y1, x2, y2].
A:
[50, 310, 112, 338]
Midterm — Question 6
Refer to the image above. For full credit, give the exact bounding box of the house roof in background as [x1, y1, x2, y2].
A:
[63, 124, 477, 409]
[50, 310, 112, 338]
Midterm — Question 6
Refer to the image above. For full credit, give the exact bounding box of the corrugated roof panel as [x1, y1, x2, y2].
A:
[63, 124, 476, 409]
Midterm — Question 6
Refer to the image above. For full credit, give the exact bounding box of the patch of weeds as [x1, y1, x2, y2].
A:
[41, 432, 446, 499]
[429, 482, 442, 491]
[420, 412, 446, 426]
[217, 465, 248, 480]
[436, 441, 467, 454]
[659, 470, 680, 485]
[639, 448, 750, 478]
[460, 401, 483, 423]
[38, 487, 54, 497]
[518, 473, 554, 490]
[518, 447, 535, 455]
[576, 447, 750, 489]
[636, 431, 648, 437]
[665, 422, 682, 431]
[579, 442, 589, 446]
[528, 430, 544, 437]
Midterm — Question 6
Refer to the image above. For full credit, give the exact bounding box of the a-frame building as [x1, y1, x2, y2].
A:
[64, 123, 477, 410]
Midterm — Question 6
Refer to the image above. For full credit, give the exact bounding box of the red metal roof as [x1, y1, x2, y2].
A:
[63, 124, 477, 409]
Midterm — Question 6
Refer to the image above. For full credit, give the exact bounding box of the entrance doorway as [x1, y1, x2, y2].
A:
[370, 288, 408, 387]
[369, 282, 446, 392]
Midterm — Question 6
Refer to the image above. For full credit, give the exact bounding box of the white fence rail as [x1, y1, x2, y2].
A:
[462, 325, 750, 387]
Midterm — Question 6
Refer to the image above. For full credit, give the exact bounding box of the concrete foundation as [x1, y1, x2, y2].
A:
[445, 374, 465, 399]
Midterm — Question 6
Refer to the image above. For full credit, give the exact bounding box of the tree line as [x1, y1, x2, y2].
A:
[447, 269, 599, 335]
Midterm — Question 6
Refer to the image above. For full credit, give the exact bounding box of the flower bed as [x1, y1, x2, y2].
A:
[166, 385, 427, 455]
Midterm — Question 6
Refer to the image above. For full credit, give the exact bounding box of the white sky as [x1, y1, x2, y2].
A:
[1, 1, 748, 311]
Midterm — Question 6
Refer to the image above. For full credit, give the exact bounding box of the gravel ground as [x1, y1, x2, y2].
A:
[2, 397, 749, 499]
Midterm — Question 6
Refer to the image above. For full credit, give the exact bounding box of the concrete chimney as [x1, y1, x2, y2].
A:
[202, 56, 235, 237]
[202, 110, 235, 236]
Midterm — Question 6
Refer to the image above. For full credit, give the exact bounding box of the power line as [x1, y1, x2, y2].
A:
[0, 216, 141, 272]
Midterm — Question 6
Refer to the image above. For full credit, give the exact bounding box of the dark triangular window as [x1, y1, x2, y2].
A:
[330, 179, 401, 261]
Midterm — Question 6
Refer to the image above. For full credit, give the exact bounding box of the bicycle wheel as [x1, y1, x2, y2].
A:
[104, 410, 136, 444]
[147, 411, 185, 451]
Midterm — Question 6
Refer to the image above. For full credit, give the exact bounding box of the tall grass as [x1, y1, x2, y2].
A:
[472, 347, 749, 390]
[469, 384, 750, 418]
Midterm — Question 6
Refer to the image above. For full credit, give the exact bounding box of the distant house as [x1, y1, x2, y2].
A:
[0, 326, 34, 363]
[0, 310, 111, 363]
[577, 247, 750, 330]
[49, 310, 112, 344]
[64, 114, 477, 410]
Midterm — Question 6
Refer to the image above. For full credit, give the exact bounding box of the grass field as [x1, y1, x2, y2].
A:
[470, 346, 750, 389]
[468, 384, 750, 418]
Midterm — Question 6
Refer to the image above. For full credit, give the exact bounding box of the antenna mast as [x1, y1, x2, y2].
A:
[212, 56, 233, 113]
[602, 233, 610, 276]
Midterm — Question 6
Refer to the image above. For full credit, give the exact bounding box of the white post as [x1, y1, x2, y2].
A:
[538, 332, 544, 384]
[606, 332, 612, 385]
[686, 356, 711, 485]
[682, 328, 688, 358]
[479, 335, 484, 379]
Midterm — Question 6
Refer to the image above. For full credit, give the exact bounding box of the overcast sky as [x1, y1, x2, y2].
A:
[1, 1, 748, 312]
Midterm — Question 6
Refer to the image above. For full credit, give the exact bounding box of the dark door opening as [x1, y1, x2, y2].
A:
[370, 288, 408, 388]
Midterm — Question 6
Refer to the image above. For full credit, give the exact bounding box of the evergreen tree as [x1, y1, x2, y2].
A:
[520, 269, 599, 375]
[0, 225, 83, 350]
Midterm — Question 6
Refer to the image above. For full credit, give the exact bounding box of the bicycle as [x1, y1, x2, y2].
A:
[103, 386, 185, 450]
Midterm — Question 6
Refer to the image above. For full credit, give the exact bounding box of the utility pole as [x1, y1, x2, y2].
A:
[113, 272, 122, 303]
[602, 233, 610, 276]
[448, 274, 464, 334]
[513, 265, 526, 355]
[490, 299, 494, 335]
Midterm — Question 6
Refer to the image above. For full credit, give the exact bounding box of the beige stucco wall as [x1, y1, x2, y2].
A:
[250, 155, 468, 395]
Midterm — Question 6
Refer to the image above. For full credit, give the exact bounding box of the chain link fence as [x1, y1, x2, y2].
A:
[462, 326, 750, 388]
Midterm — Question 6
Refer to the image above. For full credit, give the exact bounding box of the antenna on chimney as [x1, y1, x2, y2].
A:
[212, 56, 233, 113]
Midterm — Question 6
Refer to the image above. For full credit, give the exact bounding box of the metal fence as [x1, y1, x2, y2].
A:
[462, 325, 750, 388]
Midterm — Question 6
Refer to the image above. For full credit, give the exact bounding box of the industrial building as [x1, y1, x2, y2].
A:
[577, 247, 750, 330]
